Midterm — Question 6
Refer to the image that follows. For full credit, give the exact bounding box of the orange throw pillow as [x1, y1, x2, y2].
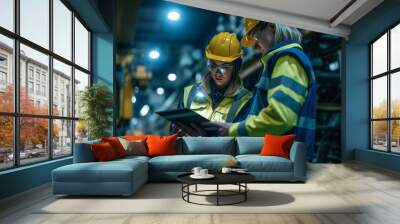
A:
[101, 137, 127, 158]
[260, 134, 295, 159]
[146, 134, 177, 157]
[124, 135, 148, 141]
[91, 142, 117, 161]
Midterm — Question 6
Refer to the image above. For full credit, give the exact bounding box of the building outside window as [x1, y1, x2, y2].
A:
[41, 85, 46, 97]
[28, 66, 34, 79]
[0, 54, 7, 88]
[35, 70, 40, 81]
[0, 71, 6, 84]
[35, 83, 40, 95]
[41, 73, 46, 83]
[28, 81, 34, 94]
[0, 54, 7, 67]
[54, 89, 58, 102]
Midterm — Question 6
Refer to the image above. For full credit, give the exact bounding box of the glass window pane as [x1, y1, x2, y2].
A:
[53, 59, 72, 117]
[20, 0, 49, 49]
[74, 17, 89, 70]
[0, 34, 14, 112]
[391, 120, 400, 153]
[0, 0, 14, 31]
[74, 69, 89, 118]
[53, 119, 72, 157]
[372, 77, 387, 119]
[53, 0, 72, 60]
[0, 116, 14, 170]
[372, 121, 388, 151]
[75, 120, 88, 143]
[391, 24, 400, 70]
[372, 33, 387, 76]
[391, 72, 400, 118]
[20, 44, 49, 115]
[20, 117, 49, 165]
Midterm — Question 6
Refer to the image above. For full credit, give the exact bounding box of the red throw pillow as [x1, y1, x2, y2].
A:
[101, 137, 127, 158]
[91, 142, 117, 161]
[260, 134, 296, 159]
[146, 134, 177, 157]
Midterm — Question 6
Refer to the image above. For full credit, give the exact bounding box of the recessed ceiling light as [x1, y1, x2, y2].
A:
[149, 50, 160, 59]
[156, 87, 165, 95]
[329, 61, 339, 71]
[168, 73, 177, 81]
[167, 11, 180, 21]
[140, 105, 150, 117]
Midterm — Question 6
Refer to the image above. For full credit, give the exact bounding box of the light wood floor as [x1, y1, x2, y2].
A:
[1, 162, 400, 224]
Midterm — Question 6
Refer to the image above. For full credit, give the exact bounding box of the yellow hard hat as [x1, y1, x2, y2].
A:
[205, 32, 243, 63]
[241, 18, 260, 48]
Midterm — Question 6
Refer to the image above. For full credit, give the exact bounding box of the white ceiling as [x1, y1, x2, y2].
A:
[228, 0, 352, 22]
[166, 0, 384, 38]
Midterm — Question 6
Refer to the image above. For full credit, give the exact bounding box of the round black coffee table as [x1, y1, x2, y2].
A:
[177, 173, 255, 206]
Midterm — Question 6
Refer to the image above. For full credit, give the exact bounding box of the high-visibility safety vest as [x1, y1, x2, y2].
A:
[228, 40, 316, 161]
[182, 82, 252, 122]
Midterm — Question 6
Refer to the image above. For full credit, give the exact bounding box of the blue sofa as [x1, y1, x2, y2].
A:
[52, 137, 306, 196]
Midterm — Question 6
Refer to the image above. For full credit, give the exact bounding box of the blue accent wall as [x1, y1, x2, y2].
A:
[92, 32, 115, 135]
[355, 149, 400, 172]
[92, 33, 114, 88]
[344, 0, 400, 171]
[0, 158, 72, 199]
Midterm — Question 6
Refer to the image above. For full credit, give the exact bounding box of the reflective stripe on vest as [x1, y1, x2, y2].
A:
[186, 83, 206, 108]
[225, 88, 249, 122]
[186, 84, 247, 122]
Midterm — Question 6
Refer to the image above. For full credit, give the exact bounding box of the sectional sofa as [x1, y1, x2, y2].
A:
[52, 137, 307, 196]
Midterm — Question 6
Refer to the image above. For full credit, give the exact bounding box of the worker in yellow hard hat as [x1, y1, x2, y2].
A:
[241, 18, 261, 48]
[206, 19, 317, 161]
[171, 32, 252, 136]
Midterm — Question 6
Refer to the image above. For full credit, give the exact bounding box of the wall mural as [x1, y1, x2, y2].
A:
[114, 0, 342, 163]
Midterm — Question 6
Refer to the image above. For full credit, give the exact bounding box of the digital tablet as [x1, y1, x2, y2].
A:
[156, 108, 219, 136]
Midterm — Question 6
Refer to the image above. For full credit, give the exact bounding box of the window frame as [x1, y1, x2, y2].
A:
[369, 19, 400, 154]
[0, 0, 92, 171]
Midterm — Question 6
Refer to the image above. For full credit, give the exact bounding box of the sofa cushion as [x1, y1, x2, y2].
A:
[236, 137, 264, 155]
[236, 155, 293, 172]
[114, 155, 150, 163]
[178, 137, 235, 155]
[53, 158, 147, 183]
[149, 154, 235, 172]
